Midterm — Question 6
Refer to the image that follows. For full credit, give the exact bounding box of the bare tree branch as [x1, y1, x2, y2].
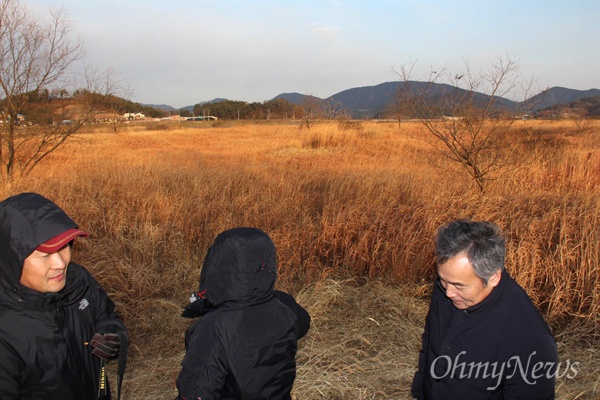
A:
[393, 56, 538, 192]
[0, 0, 129, 180]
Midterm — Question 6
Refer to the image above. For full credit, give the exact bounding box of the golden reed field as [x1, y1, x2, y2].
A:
[3, 119, 599, 398]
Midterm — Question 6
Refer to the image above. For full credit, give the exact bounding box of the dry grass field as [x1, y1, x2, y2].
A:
[3, 119, 599, 399]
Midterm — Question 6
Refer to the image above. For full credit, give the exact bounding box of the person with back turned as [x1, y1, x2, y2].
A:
[0, 192, 128, 399]
[412, 219, 558, 399]
[176, 227, 311, 399]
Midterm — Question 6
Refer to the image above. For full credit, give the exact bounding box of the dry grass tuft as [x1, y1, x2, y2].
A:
[292, 279, 427, 399]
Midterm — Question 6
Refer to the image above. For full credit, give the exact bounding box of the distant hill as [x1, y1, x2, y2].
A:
[523, 87, 600, 112]
[272, 93, 324, 105]
[535, 94, 600, 118]
[145, 104, 177, 112]
[327, 81, 521, 118]
[329, 82, 400, 119]
[148, 84, 599, 119]
[142, 98, 228, 114]
[287, 83, 600, 119]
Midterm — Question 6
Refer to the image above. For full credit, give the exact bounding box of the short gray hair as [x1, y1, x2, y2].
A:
[435, 219, 505, 284]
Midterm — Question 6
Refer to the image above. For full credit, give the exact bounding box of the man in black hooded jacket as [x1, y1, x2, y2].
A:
[0, 192, 128, 400]
[176, 227, 311, 400]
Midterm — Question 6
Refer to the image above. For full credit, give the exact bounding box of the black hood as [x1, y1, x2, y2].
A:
[0, 192, 80, 288]
[184, 227, 278, 317]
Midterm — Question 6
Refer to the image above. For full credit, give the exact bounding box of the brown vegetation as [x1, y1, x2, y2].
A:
[3, 119, 598, 399]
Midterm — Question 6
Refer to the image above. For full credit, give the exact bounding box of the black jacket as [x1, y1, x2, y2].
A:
[176, 227, 311, 400]
[0, 193, 127, 400]
[411, 270, 557, 400]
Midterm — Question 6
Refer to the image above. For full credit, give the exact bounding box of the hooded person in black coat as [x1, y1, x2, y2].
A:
[0, 192, 128, 400]
[176, 227, 311, 400]
[411, 219, 558, 400]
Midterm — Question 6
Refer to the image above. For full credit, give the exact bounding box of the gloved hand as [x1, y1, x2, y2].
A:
[90, 332, 120, 360]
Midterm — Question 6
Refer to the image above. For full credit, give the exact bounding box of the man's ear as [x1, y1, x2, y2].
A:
[488, 269, 502, 287]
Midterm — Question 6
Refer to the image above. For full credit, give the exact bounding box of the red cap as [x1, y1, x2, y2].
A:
[36, 228, 89, 253]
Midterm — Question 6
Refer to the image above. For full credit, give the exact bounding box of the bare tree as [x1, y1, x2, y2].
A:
[300, 96, 346, 130]
[394, 56, 538, 192]
[0, 0, 128, 180]
[385, 95, 413, 129]
[300, 95, 322, 130]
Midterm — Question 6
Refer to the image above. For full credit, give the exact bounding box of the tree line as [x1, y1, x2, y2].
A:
[189, 98, 305, 121]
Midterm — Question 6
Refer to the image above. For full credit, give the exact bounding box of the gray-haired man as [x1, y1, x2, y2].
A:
[412, 219, 558, 399]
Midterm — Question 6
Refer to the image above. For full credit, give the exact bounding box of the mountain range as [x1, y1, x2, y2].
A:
[146, 82, 600, 119]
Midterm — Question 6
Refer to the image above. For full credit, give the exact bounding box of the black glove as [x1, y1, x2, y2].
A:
[90, 332, 120, 360]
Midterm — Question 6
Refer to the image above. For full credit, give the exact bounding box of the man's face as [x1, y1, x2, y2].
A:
[437, 251, 501, 310]
[20, 245, 71, 293]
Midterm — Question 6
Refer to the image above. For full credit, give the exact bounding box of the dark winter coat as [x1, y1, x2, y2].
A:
[0, 192, 127, 400]
[411, 270, 558, 400]
[176, 227, 311, 400]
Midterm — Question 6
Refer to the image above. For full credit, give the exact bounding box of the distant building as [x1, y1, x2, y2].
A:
[124, 112, 146, 120]
[0, 113, 25, 125]
[185, 116, 218, 121]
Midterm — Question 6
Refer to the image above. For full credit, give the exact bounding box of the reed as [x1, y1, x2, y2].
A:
[3, 119, 598, 398]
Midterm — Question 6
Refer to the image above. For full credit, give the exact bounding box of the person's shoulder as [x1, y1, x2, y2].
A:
[501, 277, 552, 333]
[273, 290, 295, 306]
[186, 306, 237, 344]
[0, 300, 20, 321]
[273, 290, 311, 338]
[273, 290, 305, 315]
[67, 263, 102, 285]
[0, 295, 37, 338]
[67, 262, 89, 276]
[502, 277, 539, 310]
[65, 263, 109, 302]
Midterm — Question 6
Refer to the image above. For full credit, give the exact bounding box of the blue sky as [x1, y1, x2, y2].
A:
[29, 1, 600, 109]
